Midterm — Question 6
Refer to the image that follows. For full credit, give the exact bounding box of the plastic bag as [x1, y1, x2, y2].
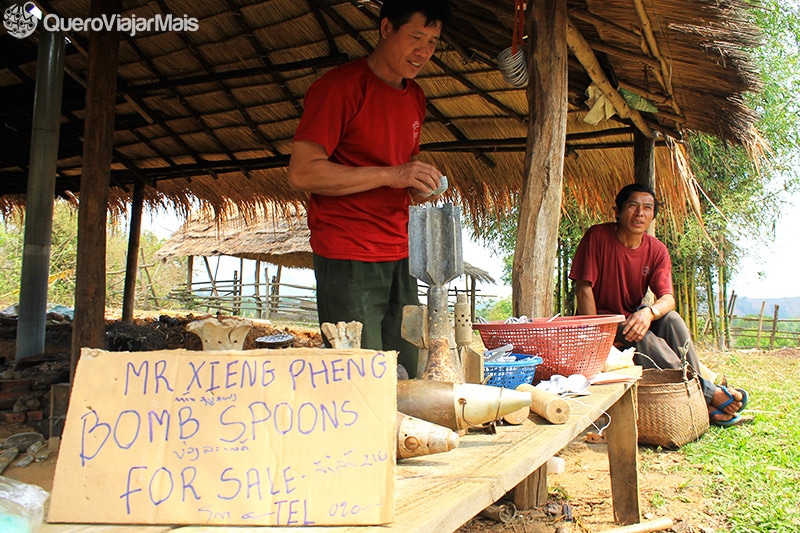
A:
[604, 345, 635, 372]
[0, 476, 49, 533]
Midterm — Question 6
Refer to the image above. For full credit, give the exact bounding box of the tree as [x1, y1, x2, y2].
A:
[0, 202, 186, 311]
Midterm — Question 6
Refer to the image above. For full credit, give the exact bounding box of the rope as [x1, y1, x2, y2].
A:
[512, 0, 526, 54]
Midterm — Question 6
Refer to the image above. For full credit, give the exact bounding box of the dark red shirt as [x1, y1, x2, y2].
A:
[293, 58, 426, 262]
[569, 223, 673, 317]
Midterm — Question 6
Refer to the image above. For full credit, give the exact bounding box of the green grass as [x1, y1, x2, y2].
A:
[680, 348, 800, 532]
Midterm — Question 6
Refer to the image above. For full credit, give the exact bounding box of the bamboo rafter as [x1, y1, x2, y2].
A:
[566, 17, 654, 138]
[633, 0, 683, 116]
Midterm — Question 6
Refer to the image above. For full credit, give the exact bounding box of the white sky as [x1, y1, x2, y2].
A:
[729, 192, 800, 299]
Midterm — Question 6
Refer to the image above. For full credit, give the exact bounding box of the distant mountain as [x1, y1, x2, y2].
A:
[732, 296, 800, 319]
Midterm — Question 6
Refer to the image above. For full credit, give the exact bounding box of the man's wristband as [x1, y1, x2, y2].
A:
[649, 305, 661, 319]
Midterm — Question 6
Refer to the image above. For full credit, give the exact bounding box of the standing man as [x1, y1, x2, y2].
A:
[288, 1, 452, 377]
[569, 184, 750, 427]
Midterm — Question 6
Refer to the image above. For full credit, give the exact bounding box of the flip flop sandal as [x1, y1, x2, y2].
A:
[736, 387, 750, 412]
[710, 410, 754, 428]
[715, 385, 750, 412]
[709, 410, 740, 427]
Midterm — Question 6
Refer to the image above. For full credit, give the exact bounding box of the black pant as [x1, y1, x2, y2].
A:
[313, 254, 420, 377]
[616, 311, 716, 404]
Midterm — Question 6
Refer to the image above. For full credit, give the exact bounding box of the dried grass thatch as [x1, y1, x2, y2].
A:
[0, 0, 764, 227]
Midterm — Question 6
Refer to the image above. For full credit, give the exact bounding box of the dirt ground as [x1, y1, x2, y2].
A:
[0, 314, 755, 532]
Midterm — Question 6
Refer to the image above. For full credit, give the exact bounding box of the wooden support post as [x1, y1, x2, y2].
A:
[512, 0, 568, 317]
[122, 178, 145, 323]
[254, 260, 263, 318]
[512, 463, 548, 510]
[139, 248, 158, 309]
[203, 256, 219, 297]
[186, 256, 195, 309]
[634, 128, 657, 305]
[470, 277, 477, 323]
[756, 300, 766, 348]
[233, 270, 240, 315]
[70, 0, 121, 382]
[769, 305, 779, 350]
[633, 129, 655, 191]
[606, 385, 641, 525]
[49, 382, 71, 438]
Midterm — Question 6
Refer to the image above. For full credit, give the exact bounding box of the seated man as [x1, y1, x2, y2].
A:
[569, 183, 750, 427]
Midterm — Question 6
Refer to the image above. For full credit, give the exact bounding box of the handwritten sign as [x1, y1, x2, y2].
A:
[48, 347, 397, 526]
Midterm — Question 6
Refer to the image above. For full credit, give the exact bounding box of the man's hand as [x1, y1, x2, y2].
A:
[621, 307, 655, 342]
[393, 160, 442, 196]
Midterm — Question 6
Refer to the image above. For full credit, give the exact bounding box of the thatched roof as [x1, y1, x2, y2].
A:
[155, 205, 313, 269]
[0, 0, 764, 225]
[155, 206, 496, 284]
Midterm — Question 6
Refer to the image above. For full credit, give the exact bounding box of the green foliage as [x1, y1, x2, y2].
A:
[0, 202, 186, 310]
[474, 296, 513, 322]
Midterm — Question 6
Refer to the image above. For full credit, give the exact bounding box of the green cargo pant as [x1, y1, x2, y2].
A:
[313, 254, 420, 377]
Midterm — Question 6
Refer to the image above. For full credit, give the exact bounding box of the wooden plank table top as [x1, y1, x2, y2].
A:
[41, 366, 642, 533]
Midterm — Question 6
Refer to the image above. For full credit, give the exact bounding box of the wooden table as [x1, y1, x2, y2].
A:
[41, 366, 641, 533]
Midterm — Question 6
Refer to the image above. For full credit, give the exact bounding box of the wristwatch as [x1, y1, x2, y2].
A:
[649, 305, 661, 319]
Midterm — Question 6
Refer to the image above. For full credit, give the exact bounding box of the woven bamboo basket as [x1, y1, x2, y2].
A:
[636, 366, 709, 449]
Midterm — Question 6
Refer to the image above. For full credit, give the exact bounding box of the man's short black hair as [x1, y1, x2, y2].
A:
[615, 183, 659, 217]
[379, 0, 452, 31]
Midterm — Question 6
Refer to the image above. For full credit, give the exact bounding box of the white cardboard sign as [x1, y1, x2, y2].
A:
[49, 348, 396, 526]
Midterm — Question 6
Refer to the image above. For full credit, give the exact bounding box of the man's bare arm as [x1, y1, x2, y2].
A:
[574, 279, 597, 315]
[287, 140, 442, 196]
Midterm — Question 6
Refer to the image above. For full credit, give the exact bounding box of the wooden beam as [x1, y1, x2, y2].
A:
[70, 0, 121, 382]
[512, 0, 568, 318]
[566, 17, 654, 138]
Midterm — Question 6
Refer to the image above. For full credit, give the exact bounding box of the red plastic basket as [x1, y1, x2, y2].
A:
[473, 315, 624, 383]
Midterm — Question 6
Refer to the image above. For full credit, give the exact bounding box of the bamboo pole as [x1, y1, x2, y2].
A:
[718, 244, 726, 349]
[705, 265, 719, 345]
[565, 17, 653, 137]
[632, 0, 682, 117]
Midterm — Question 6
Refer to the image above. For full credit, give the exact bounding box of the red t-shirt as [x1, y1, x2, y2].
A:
[569, 223, 673, 316]
[293, 58, 427, 261]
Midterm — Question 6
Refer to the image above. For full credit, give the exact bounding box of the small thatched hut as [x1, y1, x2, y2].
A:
[156, 205, 497, 320]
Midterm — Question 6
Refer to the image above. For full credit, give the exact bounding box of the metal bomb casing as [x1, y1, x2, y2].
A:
[397, 379, 532, 432]
[396, 412, 459, 459]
